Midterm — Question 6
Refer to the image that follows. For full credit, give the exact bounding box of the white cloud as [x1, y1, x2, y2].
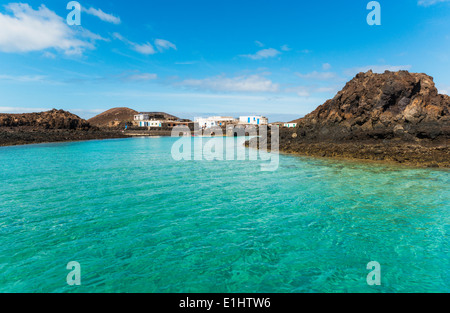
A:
[241, 48, 281, 60]
[154, 39, 177, 52]
[0, 74, 64, 85]
[125, 73, 158, 81]
[43, 51, 56, 59]
[177, 75, 280, 93]
[0, 74, 47, 82]
[322, 63, 332, 70]
[285, 86, 310, 97]
[83, 7, 121, 24]
[438, 85, 449, 95]
[175, 61, 196, 65]
[255, 40, 265, 47]
[70, 108, 104, 114]
[113, 32, 156, 55]
[281, 45, 291, 52]
[0, 106, 50, 113]
[112, 32, 125, 41]
[0, 3, 103, 55]
[132, 42, 156, 55]
[296, 71, 338, 80]
[285, 84, 341, 97]
[113, 33, 175, 55]
[315, 86, 339, 93]
[418, 0, 450, 6]
[344, 65, 412, 76]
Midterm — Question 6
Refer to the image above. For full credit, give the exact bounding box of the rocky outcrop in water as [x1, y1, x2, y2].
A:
[274, 71, 449, 167]
[293, 70, 449, 141]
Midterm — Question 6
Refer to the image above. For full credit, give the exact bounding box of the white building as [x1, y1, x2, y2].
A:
[195, 116, 237, 128]
[239, 116, 268, 125]
[138, 120, 162, 127]
[134, 113, 150, 121]
[284, 123, 297, 128]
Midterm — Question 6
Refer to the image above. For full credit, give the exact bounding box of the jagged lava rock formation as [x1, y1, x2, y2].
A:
[278, 71, 449, 167]
[294, 70, 449, 141]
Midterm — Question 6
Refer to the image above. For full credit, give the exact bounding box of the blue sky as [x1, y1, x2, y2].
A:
[0, 0, 449, 121]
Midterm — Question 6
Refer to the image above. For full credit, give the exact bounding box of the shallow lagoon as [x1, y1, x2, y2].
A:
[0, 137, 448, 292]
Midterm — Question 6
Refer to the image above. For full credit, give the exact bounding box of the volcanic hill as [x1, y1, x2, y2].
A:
[276, 70, 449, 167]
[88, 107, 138, 129]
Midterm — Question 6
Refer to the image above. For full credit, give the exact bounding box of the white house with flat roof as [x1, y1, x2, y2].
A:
[239, 116, 268, 125]
[284, 123, 297, 128]
[195, 116, 237, 128]
[138, 120, 162, 127]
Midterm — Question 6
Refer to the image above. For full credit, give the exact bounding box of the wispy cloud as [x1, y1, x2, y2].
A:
[176, 75, 280, 93]
[154, 39, 177, 52]
[83, 7, 121, 24]
[284, 86, 311, 97]
[0, 74, 64, 85]
[438, 85, 449, 95]
[0, 74, 48, 83]
[241, 48, 281, 60]
[418, 0, 450, 6]
[0, 106, 50, 113]
[322, 63, 332, 70]
[133, 43, 156, 55]
[285, 84, 341, 97]
[125, 72, 158, 81]
[113, 32, 156, 55]
[255, 40, 265, 47]
[296, 71, 338, 80]
[113, 33, 176, 55]
[0, 3, 104, 55]
[175, 61, 196, 65]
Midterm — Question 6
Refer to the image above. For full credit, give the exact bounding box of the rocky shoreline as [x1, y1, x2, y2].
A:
[0, 127, 129, 147]
[291, 71, 449, 142]
[276, 129, 449, 168]
[0, 109, 129, 147]
[272, 70, 449, 169]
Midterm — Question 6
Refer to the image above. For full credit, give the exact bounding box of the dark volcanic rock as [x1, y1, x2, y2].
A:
[0, 109, 130, 147]
[0, 109, 91, 130]
[293, 70, 449, 141]
[266, 71, 450, 167]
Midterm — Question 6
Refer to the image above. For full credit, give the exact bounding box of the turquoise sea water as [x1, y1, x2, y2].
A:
[0, 137, 448, 293]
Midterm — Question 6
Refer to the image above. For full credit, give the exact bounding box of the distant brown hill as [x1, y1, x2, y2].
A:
[88, 107, 137, 128]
